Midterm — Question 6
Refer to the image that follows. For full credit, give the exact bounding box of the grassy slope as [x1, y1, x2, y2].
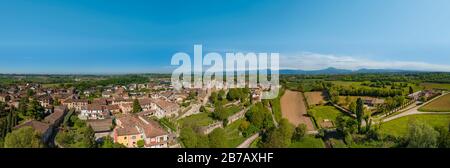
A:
[223, 119, 246, 148]
[178, 112, 215, 128]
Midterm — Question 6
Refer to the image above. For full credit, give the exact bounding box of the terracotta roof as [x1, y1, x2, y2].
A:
[105, 104, 120, 110]
[82, 104, 105, 111]
[115, 114, 168, 138]
[153, 99, 179, 112]
[137, 110, 156, 116]
[87, 119, 113, 132]
[138, 98, 153, 106]
[43, 106, 67, 125]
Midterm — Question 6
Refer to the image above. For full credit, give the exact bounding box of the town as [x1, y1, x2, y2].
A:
[0, 75, 267, 148]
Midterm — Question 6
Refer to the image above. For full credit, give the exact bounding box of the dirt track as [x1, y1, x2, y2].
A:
[280, 90, 315, 131]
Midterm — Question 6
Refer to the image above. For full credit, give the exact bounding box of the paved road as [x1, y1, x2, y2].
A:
[237, 133, 260, 148]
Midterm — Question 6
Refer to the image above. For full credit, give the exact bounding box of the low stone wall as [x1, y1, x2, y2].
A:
[199, 121, 223, 135]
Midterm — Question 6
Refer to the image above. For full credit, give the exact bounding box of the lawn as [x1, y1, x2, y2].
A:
[329, 138, 347, 148]
[309, 106, 345, 128]
[223, 119, 247, 148]
[419, 93, 450, 112]
[380, 114, 450, 137]
[224, 105, 242, 116]
[289, 136, 325, 148]
[178, 112, 216, 128]
[421, 83, 450, 91]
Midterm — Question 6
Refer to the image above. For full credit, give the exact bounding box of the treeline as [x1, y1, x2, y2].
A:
[336, 87, 403, 97]
[281, 72, 450, 84]
[0, 97, 45, 142]
[66, 75, 149, 91]
[0, 102, 18, 142]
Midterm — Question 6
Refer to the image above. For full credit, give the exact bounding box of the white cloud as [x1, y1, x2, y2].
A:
[280, 52, 450, 72]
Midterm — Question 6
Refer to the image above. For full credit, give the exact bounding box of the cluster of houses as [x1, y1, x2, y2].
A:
[114, 114, 176, 148]
[408, 90, 440, 101]
[14, 106, 68, 144]
[0, 81, 197, 148]
[0, 79, 269, 148]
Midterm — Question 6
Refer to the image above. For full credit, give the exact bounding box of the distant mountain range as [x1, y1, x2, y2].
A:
[278, 67, 416, 75]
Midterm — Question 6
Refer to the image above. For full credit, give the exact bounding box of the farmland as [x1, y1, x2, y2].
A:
[380, 114, 450, 137]
[421, 83, 450, 90]
[419, 93, 450, 112]
[280, 90, 315, 130]
[304, 91, 327, 106]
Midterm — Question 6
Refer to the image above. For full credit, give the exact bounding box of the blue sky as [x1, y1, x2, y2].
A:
[1, 0, 450, 73]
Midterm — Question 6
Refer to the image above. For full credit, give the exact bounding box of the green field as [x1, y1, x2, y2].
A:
[223, 119, 247, 147]
[419, 94, 450, 112]
[332, 81, 422, 95]
[178, 112, 215, 128]
[289, 136, 325, 148]
[380, 114, 450, 137]
[421, 83, 450, 90]
[309, 106, 345, 128]
[329, 138, 347, 148]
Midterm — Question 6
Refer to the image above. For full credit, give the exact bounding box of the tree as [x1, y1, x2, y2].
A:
[83, 125, 97, 148]
[261, 119, 294, 148]
[137, 140, 145, 148]
[132, 99, 142, 113]
[208, 128, 228, 148]
[245, 102, 274, 130]
[409, 86, 414, 95]
[292, 123, 307, 141]
[336, 115, 357, 135]
[26, 99, 45, 120]
[435, 126, 450, 148]
[406, 120, 439, 148]
[26, 89, 35, 97]
[180, 127, 198, 148]
[4, 126, 43, 148]
[328, 88, 340, 104]
[356, 98, 364, 132]
[209, 92, 218, 104]
[218, 90, 226, 101]
[363, 113, 371, 133]
[100, 136, 126, 148]
[212, 104, 228, 122]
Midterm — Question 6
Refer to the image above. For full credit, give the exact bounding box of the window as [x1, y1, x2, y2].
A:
[132, 136, 136, 139]
[124, 136, 127, 140]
